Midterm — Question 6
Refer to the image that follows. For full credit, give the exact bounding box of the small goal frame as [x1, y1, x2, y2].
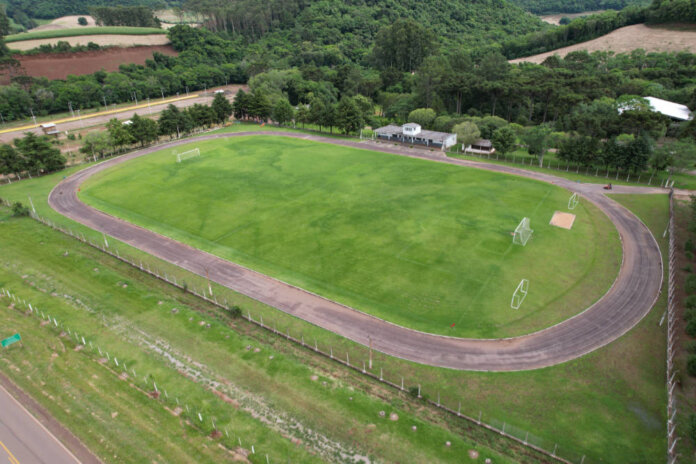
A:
[513, 217, 533, 246]
[175, 148, 200, 163]
[511, 279, 529, 310]
[568, 193, 579, 210]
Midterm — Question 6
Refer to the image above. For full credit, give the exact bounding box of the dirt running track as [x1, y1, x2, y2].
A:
[48, 132, 664, 371]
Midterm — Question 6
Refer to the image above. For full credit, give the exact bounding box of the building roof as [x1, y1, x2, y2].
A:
[403, 122, 420, 129]
[645, 97, 693, 121]
[41, 123, 56, 128]
[374, 124, 455, 143]
[472, 139, 493, 148]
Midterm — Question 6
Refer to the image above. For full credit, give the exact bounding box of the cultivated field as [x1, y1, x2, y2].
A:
[511, 23, 696, 63]
[13, 45, 178, 80]
[29, 15, 97, 31]
[78, 136, 621, 339]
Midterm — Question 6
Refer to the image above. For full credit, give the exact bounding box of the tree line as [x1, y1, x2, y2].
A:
[90, 6, 162, 28]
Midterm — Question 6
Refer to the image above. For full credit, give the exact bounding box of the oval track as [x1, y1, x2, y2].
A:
[48, 132, 663, 371]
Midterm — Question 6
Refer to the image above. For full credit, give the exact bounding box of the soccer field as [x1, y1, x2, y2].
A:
[79, 136, 621, 338]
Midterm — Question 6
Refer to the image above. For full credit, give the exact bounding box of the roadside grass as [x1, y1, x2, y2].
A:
[4, 27, 166, 42]
[0, 138, 668, 463]
[0, 213, 511, 464]
[78, 135, 620, 339]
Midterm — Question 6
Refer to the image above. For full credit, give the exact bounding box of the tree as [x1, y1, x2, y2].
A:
[106, 118, 134, 151]
[80, 131, 112, 158]
[211, 92, 233, 124]
[372, 19, 437, 72]
[407, 108, 437, 129]
[127, 113, 158, 147]
[187, 103, 216, 128]
[272, 98, 294, 126]
[233, 89, 251, 120]
[0, 143, 24, 177]
[158, 104, 191, 138]
[335, 97, 365, 134]
[558, 135, 601, 166]
[654, 140, 696, 173]
[14, 132, 65, 174]
[491, 126, 516, 155]
[453, 121, 480, 147]
[77, 16, 88, 26]
[524, 124, 552, 166]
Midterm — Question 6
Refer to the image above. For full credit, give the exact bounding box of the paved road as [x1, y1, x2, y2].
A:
[0, 85, 246, 144]
[0, 381, 80, 464]
[48, 132, 664, 371]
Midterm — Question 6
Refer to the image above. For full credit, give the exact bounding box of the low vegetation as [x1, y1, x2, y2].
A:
[4, 26, 166, 42]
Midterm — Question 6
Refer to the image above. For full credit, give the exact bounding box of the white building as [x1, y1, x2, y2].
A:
[645, 97, 693, 121]
[374, 123, 457, 150]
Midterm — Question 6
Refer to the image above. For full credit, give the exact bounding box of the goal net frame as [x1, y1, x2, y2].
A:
[511, 278, 529, 310]
[568, 193, 579, 210]
[512, 217, 533, 246]
[175, 148, 200, 163]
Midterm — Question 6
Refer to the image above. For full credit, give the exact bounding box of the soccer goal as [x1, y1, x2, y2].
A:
[512, 217, 533, 246]
[568, 193, 579, 210]
[511, 278, 529, 310]
[175, 148, 200, 163]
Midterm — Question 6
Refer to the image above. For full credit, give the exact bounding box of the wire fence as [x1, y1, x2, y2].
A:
[0, 287, 276, 464]
[666, 190, 678, 463]
[445, 146, 676, 189]
[13, 210, 607, 463]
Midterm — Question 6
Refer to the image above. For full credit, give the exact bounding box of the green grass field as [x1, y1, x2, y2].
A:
[79, 136, 621, 338]
[4, 27, 166, 42]
[0, 212, 514, 464]
[0, 148, 669, 463]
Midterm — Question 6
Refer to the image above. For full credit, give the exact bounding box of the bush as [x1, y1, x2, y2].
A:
[687, 238, 696, 253]
[687, 295, 696, 310]
[67, 133, 76, 140]
[229, 305, 242, 318]
[685, 307, 696, 322]
[686, 274, 696, 293]
[78, 17, 88, 26]
[684, 264, 694, 273]
[688, 251, 695, 261]
[687, 355, 696, 376]
[408, 386, 420, 398]
[685, 341, 696, 354]
[11, 202, 29, 217]
[690, 414, 696, 444]
[687, 319, 696, 337]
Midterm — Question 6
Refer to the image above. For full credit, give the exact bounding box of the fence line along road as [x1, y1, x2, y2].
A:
[48, 132, 664, 372]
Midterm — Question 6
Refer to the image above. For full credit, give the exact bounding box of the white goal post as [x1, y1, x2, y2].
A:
[512, 217, 533, 246]
[175, 148, 200, 163]
[568, 193, 579, 210]
[511, 279, 529, 310]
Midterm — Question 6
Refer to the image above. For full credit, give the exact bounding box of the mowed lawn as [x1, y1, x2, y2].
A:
[80, 136, 621, 338]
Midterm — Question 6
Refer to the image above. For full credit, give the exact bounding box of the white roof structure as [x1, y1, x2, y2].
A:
[645, 97, 693, 121]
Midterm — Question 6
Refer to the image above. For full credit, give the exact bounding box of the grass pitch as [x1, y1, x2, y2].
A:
[80, 136, 621, 338]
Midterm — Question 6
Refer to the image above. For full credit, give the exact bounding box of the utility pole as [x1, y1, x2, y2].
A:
[68, 101, 74, 118]
[368, 335, 373, 370]
[29, 108, 37, 125]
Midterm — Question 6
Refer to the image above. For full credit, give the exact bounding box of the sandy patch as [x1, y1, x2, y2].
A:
[550, 211, 576, 230]
[512, 24, 696, 64]
[9, 34, 170, 51]
[30, 16, 97, 32]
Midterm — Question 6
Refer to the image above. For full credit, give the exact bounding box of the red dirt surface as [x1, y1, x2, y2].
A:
[7, 45, 178, 81]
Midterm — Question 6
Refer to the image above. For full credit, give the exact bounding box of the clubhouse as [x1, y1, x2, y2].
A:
[374, 123, 458, 150]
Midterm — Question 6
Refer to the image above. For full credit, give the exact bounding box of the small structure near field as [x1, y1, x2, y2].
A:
[464, 139, 495, 155]
[374, 123, 457, 150]
[40, 123, 60, 136]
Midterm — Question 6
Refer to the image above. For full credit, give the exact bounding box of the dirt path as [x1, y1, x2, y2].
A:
[511, 23, 696, 63]
[48, 132, 664, 372]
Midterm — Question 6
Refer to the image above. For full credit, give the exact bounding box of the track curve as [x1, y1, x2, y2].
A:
[48, 132, 664, 371]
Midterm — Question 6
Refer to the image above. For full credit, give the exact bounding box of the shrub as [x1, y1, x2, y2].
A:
[685, 341, 696, 354]
[687, 238, 696, 253]
[690, 414, 696, 444]
[685, 307, 696, 322]
[229, 305, 242, 318]
[687, 355, 696, 376]
[67, 133, 76, 140]
[687, 295, 696, 310]
[408, 386, 420, 398]
[687, 251, 695, 261]
[686, 274, 696, 293]
[11, 202, 29, 217]
[78, 17, 88, 26]
[684, 264, 694, 273]
[687, 319, 696, 337]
